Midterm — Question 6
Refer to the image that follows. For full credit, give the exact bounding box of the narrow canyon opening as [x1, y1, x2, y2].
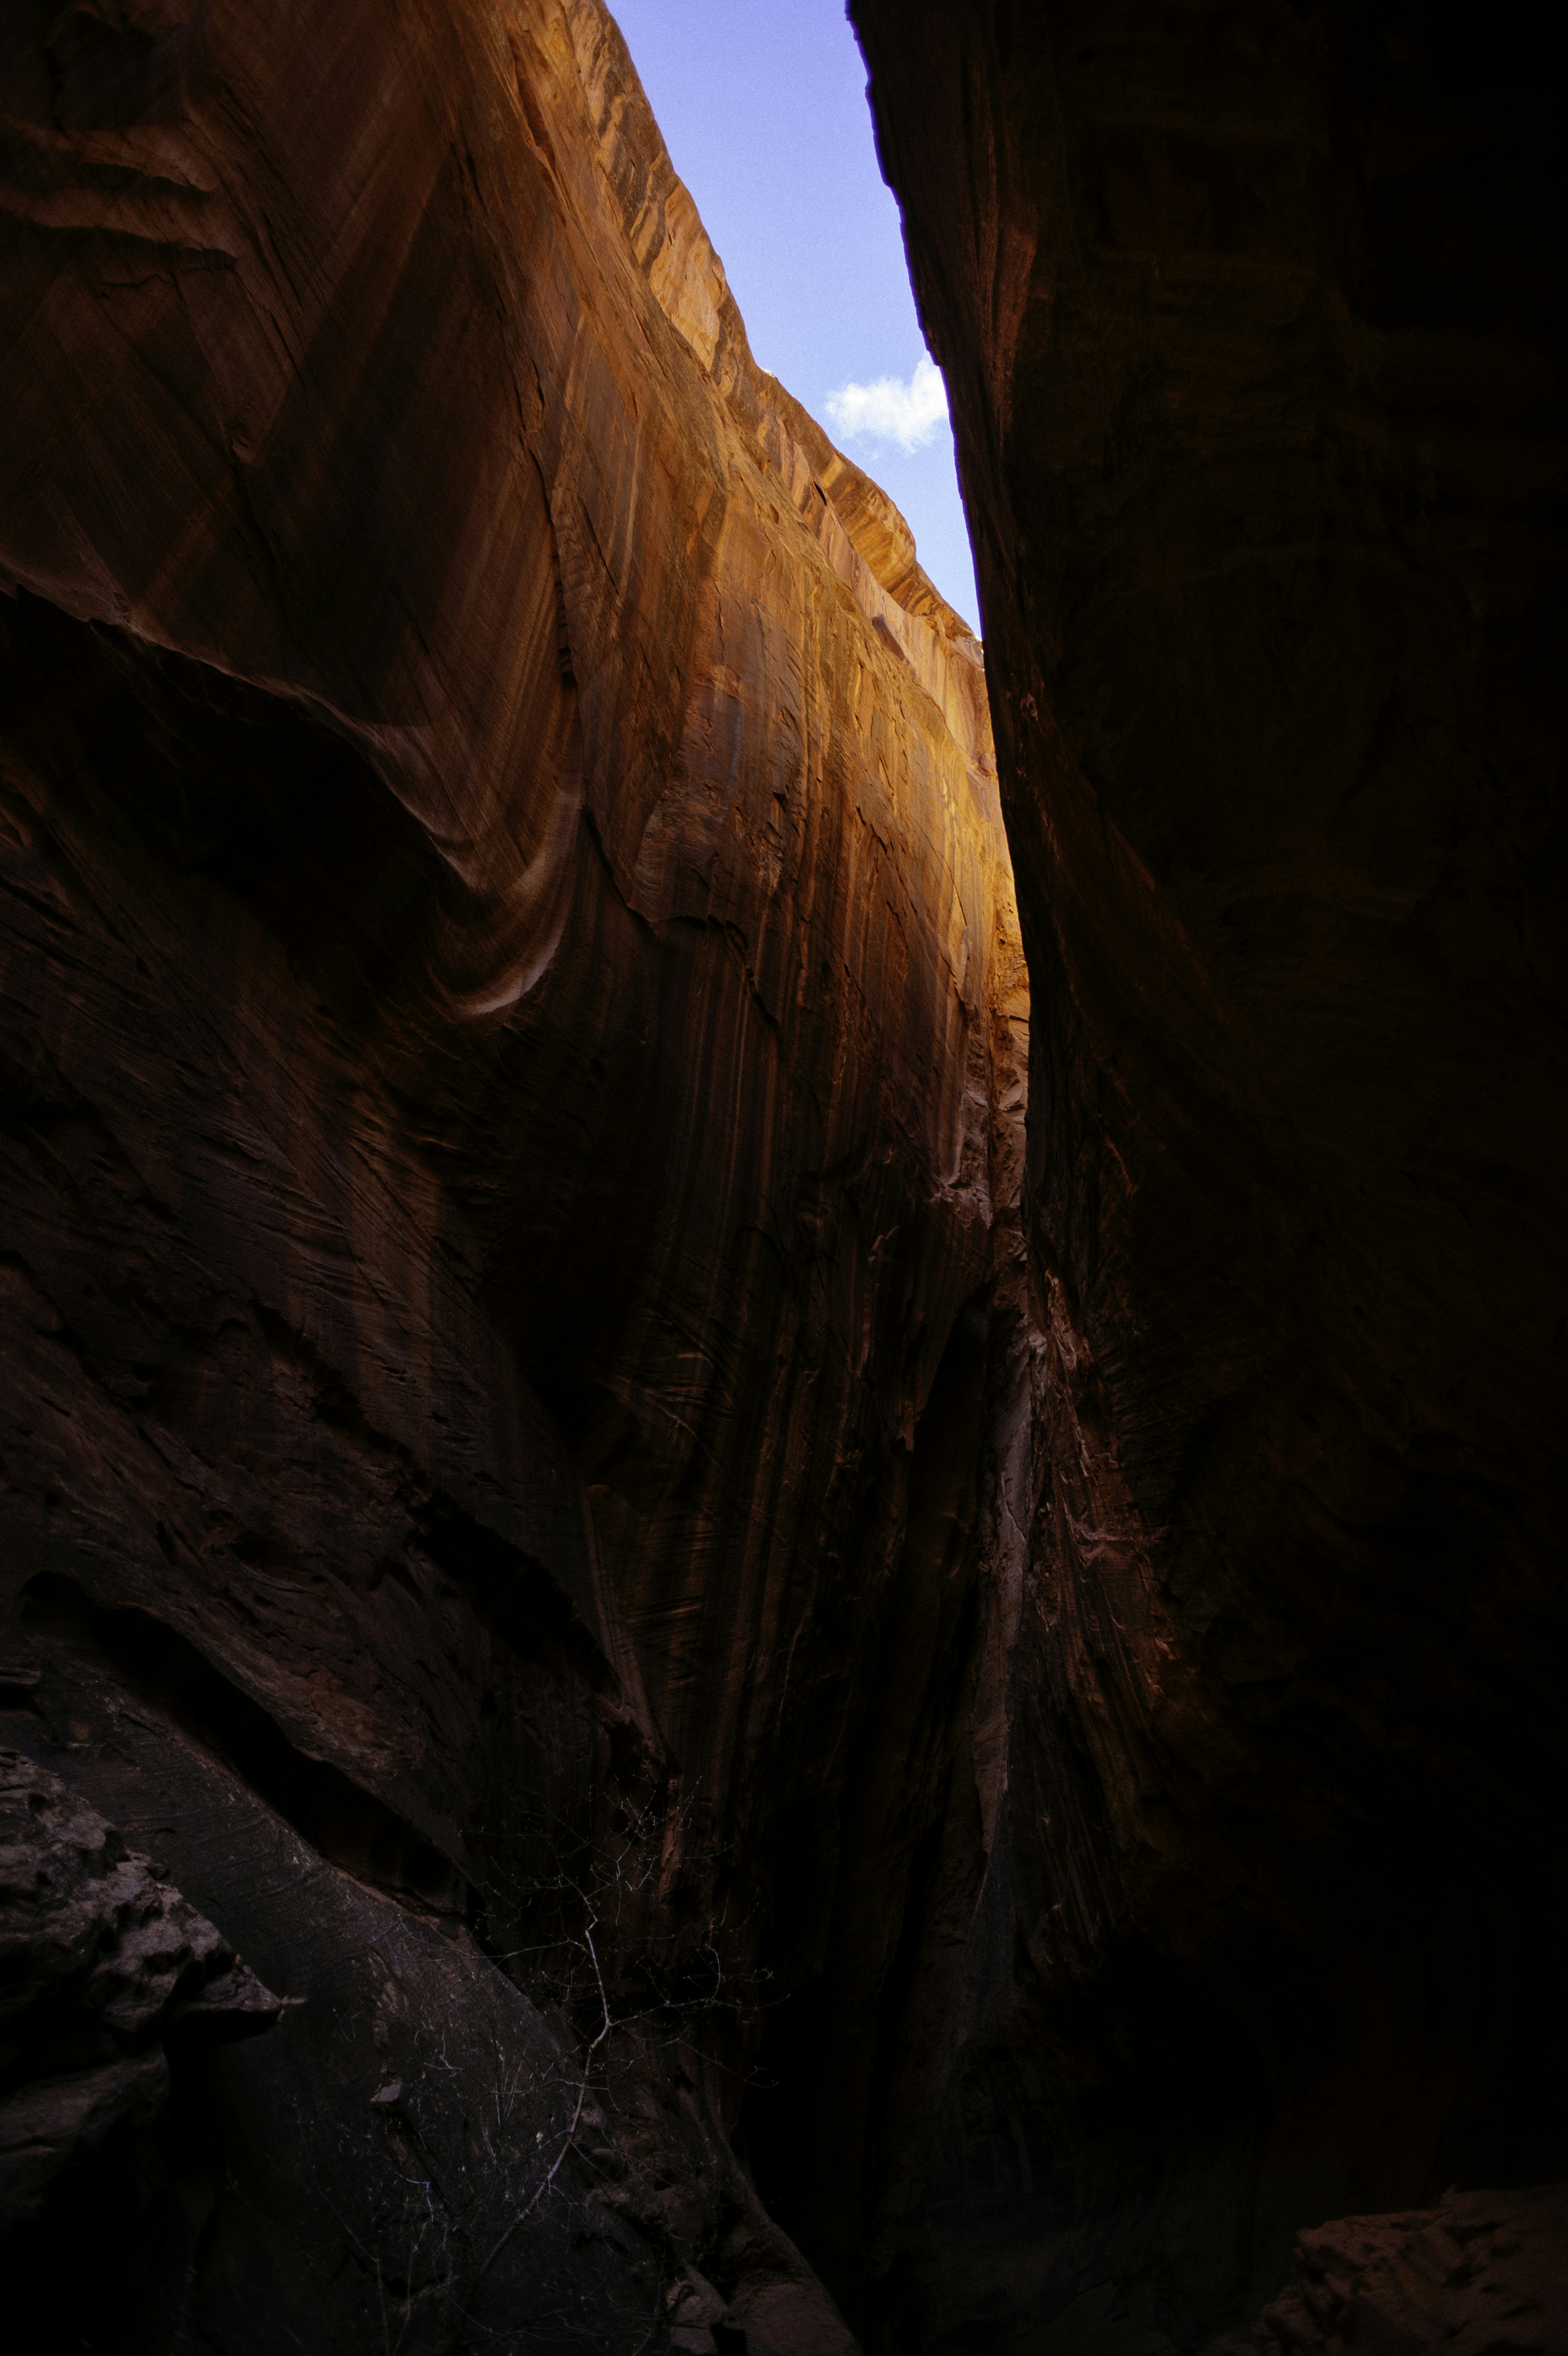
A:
[0, 5, 1562, 2355]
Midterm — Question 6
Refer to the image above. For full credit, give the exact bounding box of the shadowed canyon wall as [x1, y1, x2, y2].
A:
[844, 0, 1568, 2349]
[0, 2, 1029, 2346]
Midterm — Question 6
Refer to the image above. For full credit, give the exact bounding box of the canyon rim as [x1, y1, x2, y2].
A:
[0, 4, 1564, 2355]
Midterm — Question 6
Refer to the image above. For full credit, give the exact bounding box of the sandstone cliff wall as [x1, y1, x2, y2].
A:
[0, 3, 1027, 2345]
[848, 1, 1567, 2349]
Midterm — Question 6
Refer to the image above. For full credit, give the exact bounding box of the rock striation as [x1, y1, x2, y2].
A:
[846, 0, 1568, 2347]
[0, 0, 1026, 2347]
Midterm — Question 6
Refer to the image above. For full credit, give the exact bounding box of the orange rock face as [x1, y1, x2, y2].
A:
[0, 1, 1027, 2344]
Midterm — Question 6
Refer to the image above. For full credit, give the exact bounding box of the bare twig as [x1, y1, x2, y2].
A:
[476, 1911, 616, 2281]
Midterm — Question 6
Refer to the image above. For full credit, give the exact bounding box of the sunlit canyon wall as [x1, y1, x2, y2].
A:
[0, 1, 1025, 2347]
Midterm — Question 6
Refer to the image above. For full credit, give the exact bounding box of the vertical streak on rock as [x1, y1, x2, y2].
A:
[0, 0, 1044, 2344]
[849, 0, 1567, 2346]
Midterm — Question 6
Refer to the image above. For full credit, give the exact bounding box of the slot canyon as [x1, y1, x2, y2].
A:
[0, 0, 1562, 2350]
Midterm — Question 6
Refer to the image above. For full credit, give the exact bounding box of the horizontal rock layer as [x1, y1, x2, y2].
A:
[0, 0, 1026, 2346]
[848, 0, 1567, 2347]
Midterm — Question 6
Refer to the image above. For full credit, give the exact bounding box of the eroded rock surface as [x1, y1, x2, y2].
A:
[0, 0, 1025, 2347]
[847, 0, 1568, 2348]
[0, 1747, 280, 2226]
[1208, 2185, 1568, 2356]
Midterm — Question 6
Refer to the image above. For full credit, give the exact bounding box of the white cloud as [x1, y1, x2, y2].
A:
[824, 355, 948, 454]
